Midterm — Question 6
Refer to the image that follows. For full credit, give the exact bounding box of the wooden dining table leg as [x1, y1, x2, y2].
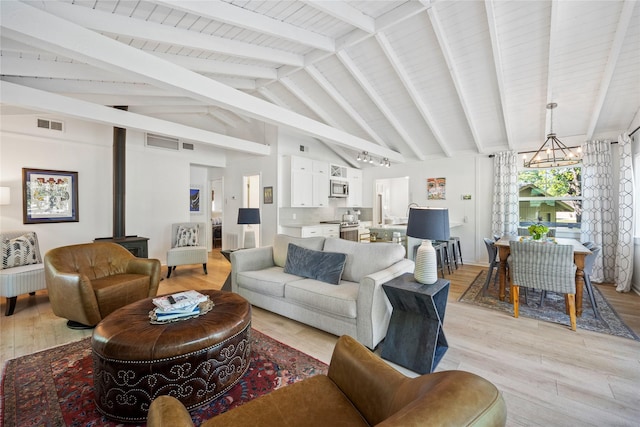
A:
[498, 246, 510, 302]
[574, 253, 586, 317]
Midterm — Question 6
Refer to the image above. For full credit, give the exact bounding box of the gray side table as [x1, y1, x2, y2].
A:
[381, 273, 449, 374]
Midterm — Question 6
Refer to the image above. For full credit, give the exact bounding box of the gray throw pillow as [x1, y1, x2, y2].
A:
[283, 243, 347, 285]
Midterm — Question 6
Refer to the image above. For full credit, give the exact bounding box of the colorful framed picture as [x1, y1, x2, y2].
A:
[427, 177, 446, 200]
[190, 187, 201, 213]
[263, 186, 273, 204]
[22, 168, 79, 224]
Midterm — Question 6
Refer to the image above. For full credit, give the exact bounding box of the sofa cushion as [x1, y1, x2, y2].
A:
[323, 238, 406, 283]
[92, 274, 151, 318]
[237, 266, 304, 298]
[283, 244, 347, 285]
[2, 232, 39, 269]
[273, 234, 325, 268]
[285, 278, 358, 319]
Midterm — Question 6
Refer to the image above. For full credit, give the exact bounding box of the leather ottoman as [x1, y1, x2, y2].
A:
[91, 290, 251, 423]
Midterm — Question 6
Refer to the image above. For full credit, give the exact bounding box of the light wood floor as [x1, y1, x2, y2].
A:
[2, 250, 639, 426]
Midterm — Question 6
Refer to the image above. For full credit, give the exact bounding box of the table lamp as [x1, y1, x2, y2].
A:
[0, 187, 10, 205]
[237, 208, 260, 248]
[406, 207, 450, 284]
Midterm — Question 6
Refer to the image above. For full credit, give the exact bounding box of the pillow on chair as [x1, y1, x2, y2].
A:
[176, 226, 199, 247]
[2, 232, 39, 268]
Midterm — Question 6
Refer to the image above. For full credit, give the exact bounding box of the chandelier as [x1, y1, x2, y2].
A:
[523, 103, 582, 168]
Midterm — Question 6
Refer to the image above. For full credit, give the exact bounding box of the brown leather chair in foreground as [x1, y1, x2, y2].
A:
[44, 242, 161, 329]
[147, 335, 507, 427]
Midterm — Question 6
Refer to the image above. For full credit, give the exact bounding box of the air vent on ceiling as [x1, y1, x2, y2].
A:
[182, 142, 194, 150]
[146, 133, 179, 150]
[37, 118, 64, 132]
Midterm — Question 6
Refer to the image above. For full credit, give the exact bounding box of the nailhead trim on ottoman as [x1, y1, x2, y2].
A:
[91, 290, 252, 422]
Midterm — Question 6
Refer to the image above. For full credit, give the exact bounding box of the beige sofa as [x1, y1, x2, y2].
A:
[147, 335, 507, 427]
[231, 234, 414, 349]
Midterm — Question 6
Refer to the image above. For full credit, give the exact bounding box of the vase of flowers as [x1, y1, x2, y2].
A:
[528, 224, 549, 241]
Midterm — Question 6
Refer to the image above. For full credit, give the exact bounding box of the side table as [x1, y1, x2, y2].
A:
[381, 273, 449, 374]
[220, 249, 237, 291]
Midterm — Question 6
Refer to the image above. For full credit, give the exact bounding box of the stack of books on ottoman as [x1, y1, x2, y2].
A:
[149, 290, 212, 323]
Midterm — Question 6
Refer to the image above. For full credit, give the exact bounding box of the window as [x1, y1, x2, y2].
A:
[518, 166, 582, 230]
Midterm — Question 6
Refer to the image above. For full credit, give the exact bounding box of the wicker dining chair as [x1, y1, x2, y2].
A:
[508, 241, 577, 330]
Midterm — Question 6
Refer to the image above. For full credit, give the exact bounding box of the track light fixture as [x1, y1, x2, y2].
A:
[354, 151, 391, 167]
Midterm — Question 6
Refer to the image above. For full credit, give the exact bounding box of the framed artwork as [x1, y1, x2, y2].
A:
[427, 177, 446, 200]
[22, 168, 79, 224]
[263, 186, 273, 204]
[190, 187, 201, 213]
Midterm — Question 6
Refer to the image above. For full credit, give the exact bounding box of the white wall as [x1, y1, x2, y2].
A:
[1, 114, 226, 263]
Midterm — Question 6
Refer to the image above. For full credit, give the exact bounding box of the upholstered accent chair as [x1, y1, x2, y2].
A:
[44, 242, 161, 328]
[166, 222, 208, 278]
[508, 241, 577, 330]
[1, 230, 46, 316]
[147, 335, 507, 427]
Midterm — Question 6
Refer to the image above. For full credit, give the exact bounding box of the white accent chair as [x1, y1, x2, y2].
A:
[1, 230, 46, 316]
[166, 222, 208, 278]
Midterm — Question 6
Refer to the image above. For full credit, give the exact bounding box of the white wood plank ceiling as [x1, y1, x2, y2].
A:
[1, 0, 638, 163]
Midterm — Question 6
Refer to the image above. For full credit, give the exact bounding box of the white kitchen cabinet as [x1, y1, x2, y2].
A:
[282, 224, 339, 238]
[347, 167, 363, 207]
[290, 156, 328, 208]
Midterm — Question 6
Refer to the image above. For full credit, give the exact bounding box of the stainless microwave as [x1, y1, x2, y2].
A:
[330, 179, 349, 198]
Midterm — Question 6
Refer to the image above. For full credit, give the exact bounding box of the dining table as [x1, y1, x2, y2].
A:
[494, 236, 592, 317]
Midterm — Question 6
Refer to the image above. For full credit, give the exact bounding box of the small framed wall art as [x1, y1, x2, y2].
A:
[427, 177, 446, 200]
[190, 187, 201, 213]
[22, 168, 79, 223]
[263, 186, 273, 204]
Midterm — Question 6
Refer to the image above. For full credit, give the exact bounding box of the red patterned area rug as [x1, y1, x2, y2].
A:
[1, 329, 327, 427]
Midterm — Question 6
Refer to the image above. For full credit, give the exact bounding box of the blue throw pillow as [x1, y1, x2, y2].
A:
[283, 243, 347, 285]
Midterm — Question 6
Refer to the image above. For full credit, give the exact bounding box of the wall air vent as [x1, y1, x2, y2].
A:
[182, 142, 194, 150]
[146, 133, 179, 150]
[37, 118, 64, 131]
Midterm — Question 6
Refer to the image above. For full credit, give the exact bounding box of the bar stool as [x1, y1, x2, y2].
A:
[434, 240, 453, 275]
[450, 236, 463, 267]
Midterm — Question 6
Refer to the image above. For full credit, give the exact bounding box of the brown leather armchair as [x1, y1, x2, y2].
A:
[44, 242, 161, 329]
[147, 335, 507, 427]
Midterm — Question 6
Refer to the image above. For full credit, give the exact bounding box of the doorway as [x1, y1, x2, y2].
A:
[210, 178, 223, 250]
[242, 174, 261, 248]
[374, 177, 410, 225]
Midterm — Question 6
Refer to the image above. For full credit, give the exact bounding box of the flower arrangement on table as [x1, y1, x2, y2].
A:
[527, 224, 549, 241]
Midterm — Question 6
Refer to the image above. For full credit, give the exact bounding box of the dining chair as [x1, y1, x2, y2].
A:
[508, 241, 577, 331]
[482, 238, 499, 296]
[583, 246, 601, 320]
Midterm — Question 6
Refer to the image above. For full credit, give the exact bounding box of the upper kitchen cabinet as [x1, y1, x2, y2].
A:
[347, 168, 363, 207]
[288, 155, 329, 208]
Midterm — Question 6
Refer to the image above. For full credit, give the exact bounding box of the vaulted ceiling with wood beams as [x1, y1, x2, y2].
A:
[1, 0, 639, 166]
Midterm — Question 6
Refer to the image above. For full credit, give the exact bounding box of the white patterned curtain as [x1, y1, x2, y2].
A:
[615, 133, 634, 292]
[581, 140, 615, 283]
[491, 151, 519, 238]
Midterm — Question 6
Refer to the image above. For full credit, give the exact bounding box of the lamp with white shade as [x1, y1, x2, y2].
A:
[237, 208, 260, 248]
[0, 187, 10, 205]
[406, 207, 450, 284]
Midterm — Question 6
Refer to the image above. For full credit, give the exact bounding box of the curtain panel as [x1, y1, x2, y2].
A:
[580, 140, 615, 283]
[491, 151, 519, 238]
[615, 133, 634, 292]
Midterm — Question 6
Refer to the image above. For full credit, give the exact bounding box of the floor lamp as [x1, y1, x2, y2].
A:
[406, 207, 450, 284]
[238, 208, 260, 248]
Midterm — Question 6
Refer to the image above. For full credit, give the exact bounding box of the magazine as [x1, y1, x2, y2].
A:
[152, 290, 207, 312]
